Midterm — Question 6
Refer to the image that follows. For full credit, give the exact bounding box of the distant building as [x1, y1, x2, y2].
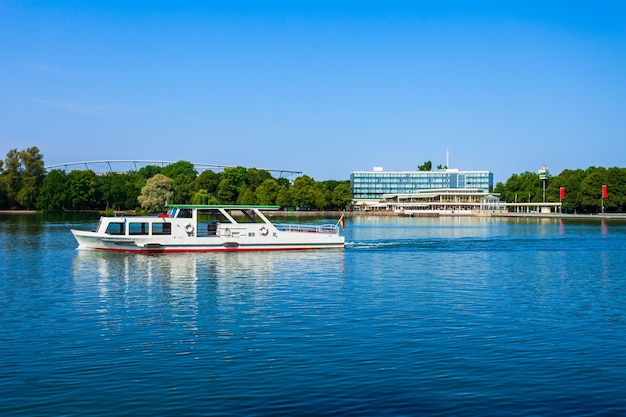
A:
[350, 167, 494, 200]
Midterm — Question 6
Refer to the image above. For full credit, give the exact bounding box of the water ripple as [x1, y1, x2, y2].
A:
[2, 216, 626, 415]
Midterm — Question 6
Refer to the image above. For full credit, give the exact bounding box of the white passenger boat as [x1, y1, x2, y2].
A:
[71, 205, 345, 253]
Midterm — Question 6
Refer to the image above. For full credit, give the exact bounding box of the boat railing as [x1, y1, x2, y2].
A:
[274, 223, 340, 235]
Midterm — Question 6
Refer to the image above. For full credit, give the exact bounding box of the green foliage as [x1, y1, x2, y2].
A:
[497, 166, 626, 213]
[1, 149, 23, 208]
[545, 169, 585, 212]
[67, 170, 98, 210]
[289, 175, 316, 208]
[137, 173, 174, 212]
[15, 147, 45, 209]
[124, 172, 146, 209]
[216, 178, 238, 204]
[275, 186, 292, 207]
[312, 182, 329, 210]
[193, 170, 221, 194]
[37, 169, 68, 212]
[161, 161, 197, 203]
[9, 144, 626, 214]
[221, 166, 247, 189]
[418, 160, 432, 171]
[255, 179, 282, 205]
[245, 168, 272, 190]
[138, 165, 162, 179]
[2, 150, 357, 211]
[495, 171, 542, 203]
[161, 160, 197, 180]
[330, 182, 353, 210]
[276, 177, 290, 188]
[191, 189, 210, 205]
[97, 172, 130, 211]
[237, 184, 256, 205]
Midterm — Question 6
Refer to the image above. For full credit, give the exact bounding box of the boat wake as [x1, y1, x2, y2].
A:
[345, 234, 568, 252]
[345, 238, 447, 251]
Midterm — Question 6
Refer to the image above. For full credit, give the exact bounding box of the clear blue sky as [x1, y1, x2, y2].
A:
[2, 1, 625, 183]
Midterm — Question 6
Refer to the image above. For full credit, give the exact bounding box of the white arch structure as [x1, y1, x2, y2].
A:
[44, 160, 302, 179]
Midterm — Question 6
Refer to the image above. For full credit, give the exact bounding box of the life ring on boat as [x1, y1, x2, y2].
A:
[184, 223, 194, 234]
[259, 226, 269, 236]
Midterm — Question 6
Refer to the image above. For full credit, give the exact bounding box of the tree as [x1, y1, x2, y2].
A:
[579, 167, 607, 213]
[312, 182, 329, 210]
[221, 166, 248, 189]
[1, 149, 22, 208]
[605, 167, 626, 211]
[548, 169, 585, 212]
[289, 175, 316, 208]
[161, 161, 197, 181]
[496, 171, 542, 203]
[191, 189, 218, 205]
[216, 178, 238, 204]
[16, 147, 45, 209]
[37, 169, 68, 212]
[162, 161, 197, 203]
[172, 174, 194, 203]
[97, 172, 129, 211]
[418, 160, 432, 171]
[276, 177, 290, 188]
[137, 173, 173, 212]
[331, 182, 353, 210]
[124, 172, 146, 209]
[255, 178, 281, 205]
[193, 170, 221, 194]
[138, 165, 162, 179]
[275, 186, 292, 207]
[237, 184, 256, 204]
[245, 168, 272, 190]
[67, 170, 98, 210]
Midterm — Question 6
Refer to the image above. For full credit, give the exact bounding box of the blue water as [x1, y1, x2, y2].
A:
[1, 214, 626, 416]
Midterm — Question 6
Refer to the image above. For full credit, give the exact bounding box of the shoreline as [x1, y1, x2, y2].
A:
[491, 212, 626, 221]
[3, 209, 626, 221]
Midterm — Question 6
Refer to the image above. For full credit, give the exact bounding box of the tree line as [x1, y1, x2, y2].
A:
[2, 147, 625, 213]
[0, 147, 352, 212]
[494, 166, 626, 213]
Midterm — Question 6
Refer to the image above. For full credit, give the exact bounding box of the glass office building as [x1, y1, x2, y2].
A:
[350, 168, 494, 199]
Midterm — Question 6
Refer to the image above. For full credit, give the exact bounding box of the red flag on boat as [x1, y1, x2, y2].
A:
[602, 185, 608, 199]
[560, 187, 565, 200]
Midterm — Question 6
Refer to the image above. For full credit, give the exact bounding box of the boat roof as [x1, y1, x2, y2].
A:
[166, 204, 281, 211]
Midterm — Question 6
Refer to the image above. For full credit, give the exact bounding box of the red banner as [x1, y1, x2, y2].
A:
[602, 185, 608, 199]
[560, 187, 565, 200]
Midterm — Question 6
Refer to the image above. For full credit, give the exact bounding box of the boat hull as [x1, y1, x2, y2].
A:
[71, 229, 345, 253]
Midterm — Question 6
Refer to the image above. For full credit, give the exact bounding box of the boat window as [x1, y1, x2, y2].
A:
[152, 223, 172, 235]
[207, 221, 218, 236]
[105, 222, 125, 235]
[179, 209, 192, 218]
[129, 222, 149, 235]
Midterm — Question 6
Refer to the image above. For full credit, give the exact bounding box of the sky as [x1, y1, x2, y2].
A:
[2, 1, 626, 183]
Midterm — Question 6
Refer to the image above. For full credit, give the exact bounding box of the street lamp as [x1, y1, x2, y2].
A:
[538, 165, 549, 203]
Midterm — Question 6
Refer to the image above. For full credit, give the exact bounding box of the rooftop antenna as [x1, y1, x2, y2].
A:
[446, 149, 450, 169]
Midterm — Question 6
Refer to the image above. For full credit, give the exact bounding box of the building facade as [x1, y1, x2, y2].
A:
[350, 168, 494, 200]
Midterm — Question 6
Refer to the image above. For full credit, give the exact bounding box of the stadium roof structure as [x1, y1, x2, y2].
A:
[44, 160, 302, 179]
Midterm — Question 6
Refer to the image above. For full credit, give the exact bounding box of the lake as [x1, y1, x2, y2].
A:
[1, 213, 625, 416]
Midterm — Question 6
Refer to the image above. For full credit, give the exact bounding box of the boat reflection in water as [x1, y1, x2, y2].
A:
[71, 249, 346, 330]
